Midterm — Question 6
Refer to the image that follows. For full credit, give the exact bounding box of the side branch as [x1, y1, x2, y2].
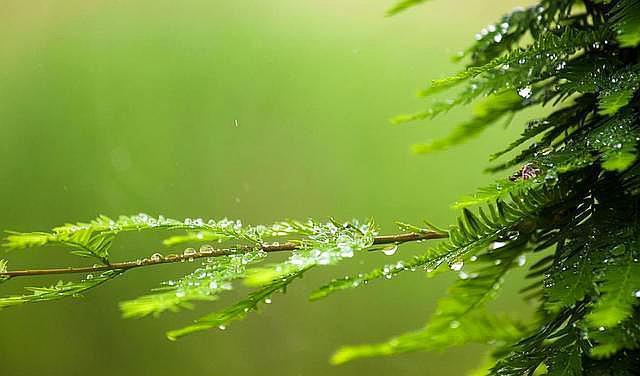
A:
[1, 231, 447, 279]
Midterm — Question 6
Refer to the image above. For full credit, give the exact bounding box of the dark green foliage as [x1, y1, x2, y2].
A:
[2, 0, 640, 374]
[347, 0, 640, 373]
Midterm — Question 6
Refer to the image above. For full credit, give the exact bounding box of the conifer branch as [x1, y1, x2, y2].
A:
[0, 231, 447, 279]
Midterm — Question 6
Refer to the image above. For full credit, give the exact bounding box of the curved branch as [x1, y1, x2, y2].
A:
[1, 231, 447, 279]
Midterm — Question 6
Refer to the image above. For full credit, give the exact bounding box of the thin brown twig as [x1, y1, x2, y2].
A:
[0, 231, 447, 279]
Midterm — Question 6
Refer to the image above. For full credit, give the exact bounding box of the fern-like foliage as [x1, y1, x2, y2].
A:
[119, 250, 268, 318]
[310, 187, 562, 301]
[331, 241, 529, 364]
[1, 216, 379, 338]
[166, 268, 309, 340]
[0, 259, 10, 285]
[2, 0, 640, 374]
[0, 270, 123, 308]
[322, 0, 640, 373]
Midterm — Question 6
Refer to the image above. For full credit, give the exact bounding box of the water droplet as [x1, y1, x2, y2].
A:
[150, 253, 163, 263]
[450, 260, 464, 271]
[493, 33, 503, 43]
[382, 244, 398, 256]
[290, 254, 306, 266]
[183, 248, 197, 257]
[317, 252, 332, 265]
[489, 241, 507, 250]
[506, 231, 520, 240]
[338, 245, 354, 258]
[218, 325, 226, 331]
[86, 274, 94, 280]
[518, 86, 532, 98]
[634, 290, 640, 298]
[449, 320, 461, 329]
[264, 298, 272, 304]
[199, 244, 214, 254]
[611, 245, 626, 256]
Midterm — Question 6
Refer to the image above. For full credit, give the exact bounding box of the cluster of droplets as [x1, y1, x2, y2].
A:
[287, 220, 377, 268]
[130, 213, 177, 228]
[475, 21, 510, 44]
[583, 112, 638, 158]
[380, 260, 416, 281]
[53, 213, 179, 235]
[169, 250, 267, 300]
[82, 270, 120, 283]
[183, 217, 243, 232]
[53, 213, 261, 238]
[314, 256, 422, 296]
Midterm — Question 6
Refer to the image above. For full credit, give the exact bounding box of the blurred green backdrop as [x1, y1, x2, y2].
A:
[0, 1, 535, 375]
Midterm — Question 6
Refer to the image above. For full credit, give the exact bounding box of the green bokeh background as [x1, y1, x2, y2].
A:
[0, 1, 535, 375]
